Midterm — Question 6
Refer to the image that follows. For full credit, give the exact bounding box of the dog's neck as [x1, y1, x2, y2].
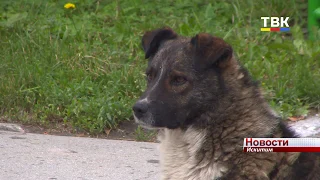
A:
[158, 127, 229, 179]
[158, 99, 279, 180]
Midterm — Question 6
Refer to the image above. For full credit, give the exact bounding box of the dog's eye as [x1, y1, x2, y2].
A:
[171, 76, 187, 86]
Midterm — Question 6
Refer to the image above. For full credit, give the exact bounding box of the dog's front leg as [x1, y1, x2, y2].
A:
[219, 166, 270, 180]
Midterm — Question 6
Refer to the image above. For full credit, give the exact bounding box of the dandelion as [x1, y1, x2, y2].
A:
[64, 3, 75, 9]
[63, 3, 78, 38]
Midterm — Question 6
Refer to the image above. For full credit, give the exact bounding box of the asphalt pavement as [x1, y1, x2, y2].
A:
[0, 128, 160, 180]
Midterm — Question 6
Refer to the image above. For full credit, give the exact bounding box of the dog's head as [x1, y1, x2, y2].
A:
[133, 27, 234, 129]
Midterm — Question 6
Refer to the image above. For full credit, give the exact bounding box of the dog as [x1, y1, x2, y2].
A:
[132, 27, 320, 180]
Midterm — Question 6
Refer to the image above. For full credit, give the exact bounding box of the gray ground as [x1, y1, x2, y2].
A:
[0, 129, 160, 180]
[0, 115, 319, 180]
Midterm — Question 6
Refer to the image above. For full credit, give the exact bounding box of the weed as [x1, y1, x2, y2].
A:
[135, 126, 156, 142]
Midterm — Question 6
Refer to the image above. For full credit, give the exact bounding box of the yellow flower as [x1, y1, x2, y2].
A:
[64, 3, 75, 9]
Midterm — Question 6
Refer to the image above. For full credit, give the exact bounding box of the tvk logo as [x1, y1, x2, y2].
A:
[261, 17, 290, 32]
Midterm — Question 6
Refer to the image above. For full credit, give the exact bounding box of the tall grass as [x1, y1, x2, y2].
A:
[0, 0, 319, 133]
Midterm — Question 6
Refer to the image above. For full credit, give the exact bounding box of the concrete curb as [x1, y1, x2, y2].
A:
[288, 116, 320, 137]
[0, 123, 25, 133]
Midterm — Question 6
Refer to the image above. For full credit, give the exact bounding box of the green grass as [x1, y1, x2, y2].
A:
[0, 0, 319, 134]
[135, 126, 157, 142]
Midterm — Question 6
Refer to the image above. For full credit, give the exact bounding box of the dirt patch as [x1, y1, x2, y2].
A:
[0, 117, 157, 142]
[3, 109, 318, 141]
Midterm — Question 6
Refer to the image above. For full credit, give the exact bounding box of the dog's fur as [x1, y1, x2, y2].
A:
[132, 27, 320, 180]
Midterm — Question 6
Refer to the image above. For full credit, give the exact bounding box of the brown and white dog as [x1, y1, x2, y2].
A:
[133, 27, 320, 180]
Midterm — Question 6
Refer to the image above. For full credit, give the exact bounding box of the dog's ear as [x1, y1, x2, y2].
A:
[191, 33, 233, 69]
[142, 27, 177, 59]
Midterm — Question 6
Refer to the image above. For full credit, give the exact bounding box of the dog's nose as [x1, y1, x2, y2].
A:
[133, 102, 148, 118]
